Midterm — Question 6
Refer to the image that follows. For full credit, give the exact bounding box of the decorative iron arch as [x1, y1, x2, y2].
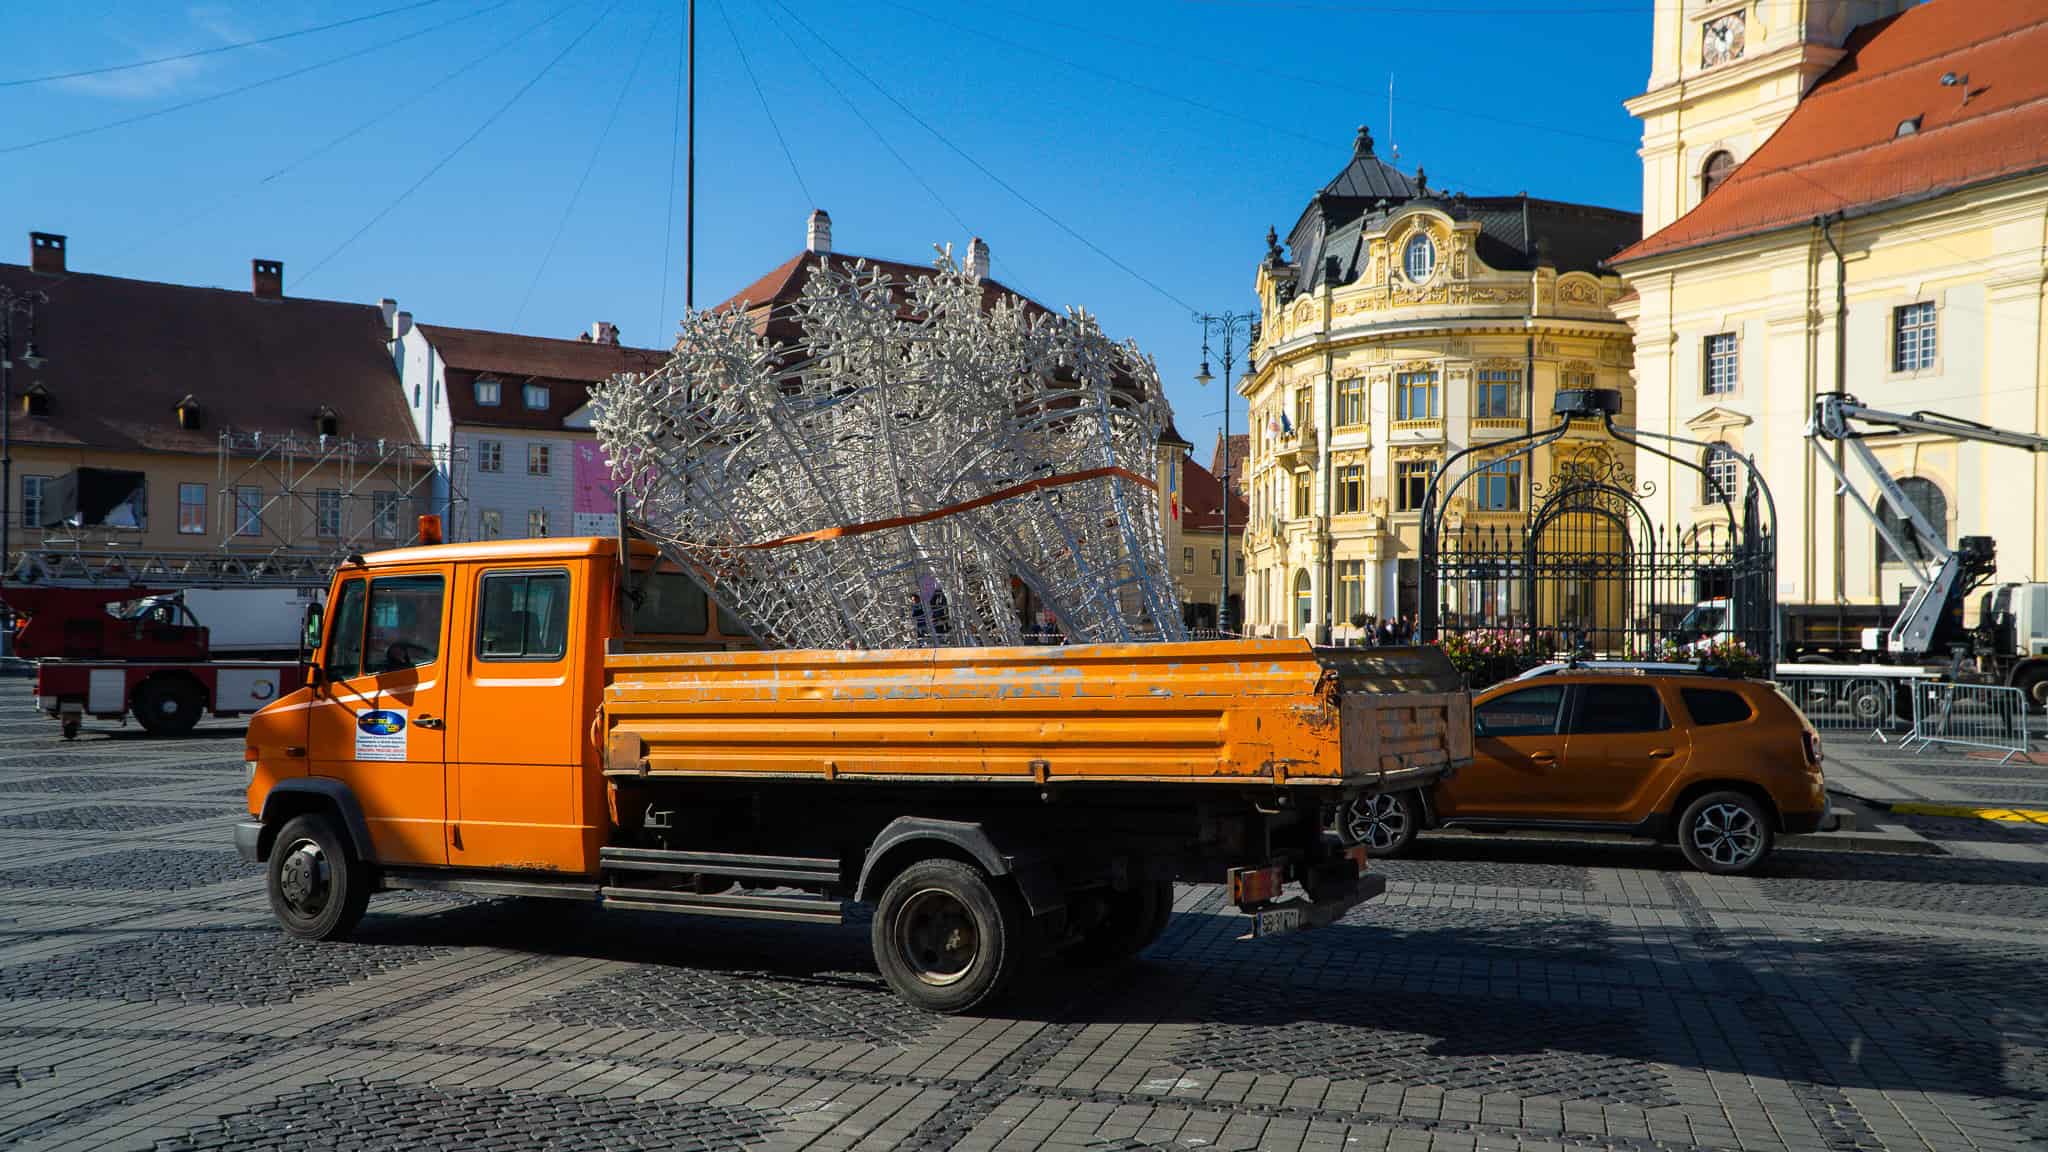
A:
[1420, 389, 1778, 661]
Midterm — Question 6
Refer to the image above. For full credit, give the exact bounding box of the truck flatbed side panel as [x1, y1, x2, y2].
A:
[603, 639, 1467, 785]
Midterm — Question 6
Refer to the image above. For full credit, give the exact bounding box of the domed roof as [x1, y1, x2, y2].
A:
[1321, 126, 1419, 199]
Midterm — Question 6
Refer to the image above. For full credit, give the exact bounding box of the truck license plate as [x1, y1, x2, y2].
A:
[1254, 906, 1304, 937]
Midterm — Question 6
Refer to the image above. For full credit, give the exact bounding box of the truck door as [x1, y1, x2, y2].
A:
[308, 569, 451, 865]
[448, 564, 586, 872]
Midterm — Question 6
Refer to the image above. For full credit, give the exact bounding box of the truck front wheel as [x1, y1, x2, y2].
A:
[872, 858, 1027, 1014]
[2013, 664, 2048, 713]
[267, 813, 370, 941]
[135, 677, 203, 737]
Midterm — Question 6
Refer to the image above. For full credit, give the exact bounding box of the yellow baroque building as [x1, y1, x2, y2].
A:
[1240, 129, 1639, 641]
[1613, 0, 2048, 616]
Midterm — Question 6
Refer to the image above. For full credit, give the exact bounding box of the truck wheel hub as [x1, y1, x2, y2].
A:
[277, 840, 330, 914]
[894, 889, 978, 986]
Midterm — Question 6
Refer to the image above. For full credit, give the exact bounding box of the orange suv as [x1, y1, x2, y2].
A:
[1338, 670, 1826, 874]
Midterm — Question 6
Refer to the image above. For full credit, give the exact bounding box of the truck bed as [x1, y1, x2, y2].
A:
[601, 639, 1470, 790]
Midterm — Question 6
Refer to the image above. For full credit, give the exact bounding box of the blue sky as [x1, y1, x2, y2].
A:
[0, 0, 1653, 455]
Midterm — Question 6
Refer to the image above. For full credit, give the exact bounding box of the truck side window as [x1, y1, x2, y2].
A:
[1569, 683, 1670, 734]
[1475, 684, 1564, 737]
[628, 569, 709, 635]
[326, 579, 367, 680]
[366, 575, 444, 673]
[479, 571, 570, 660]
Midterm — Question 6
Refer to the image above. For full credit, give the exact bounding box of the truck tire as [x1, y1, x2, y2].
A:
[135, 677, 203, 737]
[1337, 791, 1421, 857]
[1676, 790, 1773, 876]
[1065, 876, 1174, 967]
[267, 813, 371, 941]
[2014, 664, 2048, 713]
[872, 858, 1027, 1014]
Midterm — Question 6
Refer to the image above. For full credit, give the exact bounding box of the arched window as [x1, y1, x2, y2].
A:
[1402, 233, 1436, 282]
[1878, 477, 1948, 565]
[1701, 443, 1741, 504]
[1700, 150, 1735, 199]
[1294, 570, 1314, 635]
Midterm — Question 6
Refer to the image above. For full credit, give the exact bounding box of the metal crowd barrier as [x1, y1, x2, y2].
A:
[1772, 672, 1917, 740]
[1902, 681, 2033, 763]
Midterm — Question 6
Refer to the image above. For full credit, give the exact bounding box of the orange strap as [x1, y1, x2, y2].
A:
[743, 466, 1157, 549]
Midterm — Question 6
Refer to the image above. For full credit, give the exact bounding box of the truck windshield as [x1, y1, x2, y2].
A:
[1678, 605, 1725, 634]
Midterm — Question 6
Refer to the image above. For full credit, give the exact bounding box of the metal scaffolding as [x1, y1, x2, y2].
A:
[215, 430, 465, 564]
[591, 254, 1181, 649]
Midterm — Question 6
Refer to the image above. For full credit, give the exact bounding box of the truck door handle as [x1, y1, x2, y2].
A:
[414, 715, 444, 730]
[1646, 747, 1676, 758]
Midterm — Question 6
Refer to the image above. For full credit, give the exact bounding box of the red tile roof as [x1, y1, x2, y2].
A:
[1211, 433, 1249, 491]
[1613, 0, 2048, 264]
[1181, 455, 1247, 533]
[421, 324, 669, 430]
[0, 263, 412, 454]
[711, 250, 1048, 345]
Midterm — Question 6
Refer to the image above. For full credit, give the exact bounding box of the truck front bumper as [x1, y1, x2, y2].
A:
[234, 821, 264, 863]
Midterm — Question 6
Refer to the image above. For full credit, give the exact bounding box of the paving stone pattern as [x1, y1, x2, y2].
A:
[1, 687, 2047, 1151]
[0, 847, 254, 891]
[155, 1080, 776, 1151]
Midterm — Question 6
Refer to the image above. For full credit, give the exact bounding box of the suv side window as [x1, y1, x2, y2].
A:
[1681, 687, 1753, 727]
[479, 570, 570, 660]
[1477, 684, 1566, 736]
[1569, 683, 1669, 734]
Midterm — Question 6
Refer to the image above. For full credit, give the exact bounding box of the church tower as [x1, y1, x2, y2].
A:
[1625, 0, 1908, 235]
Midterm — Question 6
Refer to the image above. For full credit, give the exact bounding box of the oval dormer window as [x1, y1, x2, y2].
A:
[1402, 232, 1436, 283]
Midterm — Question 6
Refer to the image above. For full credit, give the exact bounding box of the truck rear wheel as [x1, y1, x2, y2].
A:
[135, 677, 203, 737]
[267, 813, 370, 941]
[872, 858, 1027, 1014]
[1065, 876, 1173, 967]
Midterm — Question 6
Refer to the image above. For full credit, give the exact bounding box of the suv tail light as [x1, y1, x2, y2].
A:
[1802, 729, 1823, 766]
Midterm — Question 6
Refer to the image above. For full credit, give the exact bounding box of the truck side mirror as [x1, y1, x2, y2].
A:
[300, 602, 324, 667]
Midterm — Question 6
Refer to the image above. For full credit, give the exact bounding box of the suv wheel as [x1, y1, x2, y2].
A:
[1337, 791, 1420, 857]
[1677, 791, 1773, 875]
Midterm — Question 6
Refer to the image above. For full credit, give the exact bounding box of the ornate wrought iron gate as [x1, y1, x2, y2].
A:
[1420, 390, 1776, 660]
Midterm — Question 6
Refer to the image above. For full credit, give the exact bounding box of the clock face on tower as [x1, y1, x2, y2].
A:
[1702, 12, 1745, 67]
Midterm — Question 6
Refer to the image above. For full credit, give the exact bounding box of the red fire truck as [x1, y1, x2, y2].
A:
[5, 552, 322, 739]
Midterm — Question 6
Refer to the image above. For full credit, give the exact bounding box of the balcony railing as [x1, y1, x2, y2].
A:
[1273, 425, 1319, 466]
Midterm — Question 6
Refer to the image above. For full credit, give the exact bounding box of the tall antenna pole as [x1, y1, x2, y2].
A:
[685, 0, 696, 312]
[1388, 73, 1398, 160]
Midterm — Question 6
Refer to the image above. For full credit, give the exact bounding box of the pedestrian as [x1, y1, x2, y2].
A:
[1376, 618, 1396, 646]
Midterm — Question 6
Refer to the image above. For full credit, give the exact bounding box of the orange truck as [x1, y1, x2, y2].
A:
[236, 535, 1471, 1012]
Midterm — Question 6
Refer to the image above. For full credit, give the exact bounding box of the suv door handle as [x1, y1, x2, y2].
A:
[414, 714, 444, 730]
[1646, 747, 1676, 758]
[1529, 751, 1556, 763]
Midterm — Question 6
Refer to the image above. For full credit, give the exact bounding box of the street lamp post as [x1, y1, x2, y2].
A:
[1194, 311, 1257, 635]
[0, 285, 47, 657]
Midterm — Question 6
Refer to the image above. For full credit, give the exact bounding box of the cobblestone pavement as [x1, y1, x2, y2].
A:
[3, 693, 2048, 1151]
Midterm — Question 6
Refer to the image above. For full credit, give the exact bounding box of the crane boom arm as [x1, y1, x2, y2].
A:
[1807, 393, 2048, 658]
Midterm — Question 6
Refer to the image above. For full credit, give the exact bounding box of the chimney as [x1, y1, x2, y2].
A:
[29, 232, 66, 274]
[806, 209, 832, 254]
[964, 236, 990, 280]
[378, 298, 398, 327]
[251, 259, 283, 299]
[393, 310, 413, 340]
[590, 321, 619, 346]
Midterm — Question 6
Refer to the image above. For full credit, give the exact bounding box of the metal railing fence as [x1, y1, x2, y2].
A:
[1901, 681, 2032, 763]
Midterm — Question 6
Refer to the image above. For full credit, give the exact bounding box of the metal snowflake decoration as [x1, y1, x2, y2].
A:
[589, 249, 1182, 649]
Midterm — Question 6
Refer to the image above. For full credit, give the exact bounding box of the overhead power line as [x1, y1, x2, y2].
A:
[111, 1, 586, 267]
[659, 14, 687, 331]
[753, 0, 971, 235]
[0, 0, 514, 156]
[765, 0, 1199, 314]
[300, 0, 625, 286]
[716, 0, 814, 209]
[513, 5, 664, 328]
[0, 0, 455, 89]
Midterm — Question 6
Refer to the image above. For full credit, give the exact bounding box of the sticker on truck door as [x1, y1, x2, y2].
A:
[355, 708, 408, 761]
